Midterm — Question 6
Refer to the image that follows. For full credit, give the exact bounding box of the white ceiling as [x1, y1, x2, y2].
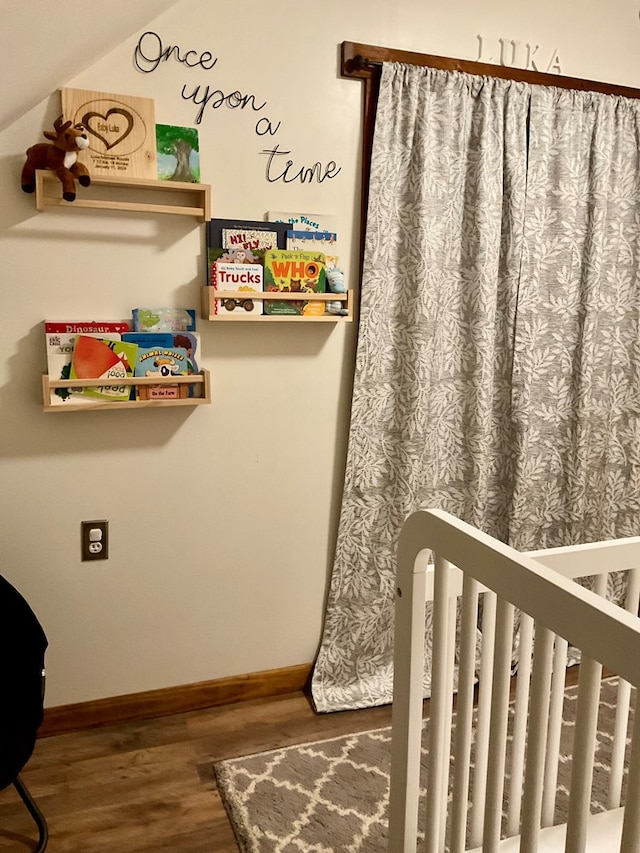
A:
[0, 0, 178, 131]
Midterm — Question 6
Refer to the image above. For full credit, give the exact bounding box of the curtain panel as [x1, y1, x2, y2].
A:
[311, 63, 640, 713]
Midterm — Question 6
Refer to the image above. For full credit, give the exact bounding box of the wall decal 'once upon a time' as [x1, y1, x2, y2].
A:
[133, 31, 341, 186]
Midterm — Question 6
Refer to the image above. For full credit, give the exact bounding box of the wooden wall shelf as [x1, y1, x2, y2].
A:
[200, 288, 354, 322]
[34, 171, 211, 220]
[42, 370, 211, 412]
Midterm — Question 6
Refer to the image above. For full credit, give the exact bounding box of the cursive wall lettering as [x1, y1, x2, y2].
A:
[261, 145, 341, 183]
[181, 84, 266, 125]
[133, 30, 341, 186]
[256, 117, 282, 136]
[135, 31, 217, 73]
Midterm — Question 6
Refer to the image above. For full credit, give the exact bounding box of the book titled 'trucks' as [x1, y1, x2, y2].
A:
[210, 261, 264, 316]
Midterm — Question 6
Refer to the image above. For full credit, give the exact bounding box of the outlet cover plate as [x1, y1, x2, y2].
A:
[81, 520, 109, 561]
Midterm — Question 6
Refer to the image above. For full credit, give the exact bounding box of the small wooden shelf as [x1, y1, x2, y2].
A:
[201, 288, 354, 322]
[34, 171, 211, 220]
[42, 370, 211, 412]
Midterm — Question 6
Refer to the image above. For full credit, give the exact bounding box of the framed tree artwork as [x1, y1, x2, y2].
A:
[155, 125, 200, 183]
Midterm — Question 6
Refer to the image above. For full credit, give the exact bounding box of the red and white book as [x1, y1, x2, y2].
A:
[45, 321, 131, 334]
[210, 262, 264, 316]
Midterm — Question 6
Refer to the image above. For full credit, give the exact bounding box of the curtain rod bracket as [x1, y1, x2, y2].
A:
[353, 54, 382, 71]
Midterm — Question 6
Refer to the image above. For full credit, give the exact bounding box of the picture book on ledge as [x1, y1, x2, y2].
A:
[123, 331, 200, 374]
[266, 211, 340, 270]
[134, 345, 189, 401]
[69, 336, 138, 402]
[263, 249, 326, 316]
[124, 332, 201, 397]
[207, 218, 289, 252]
[206, 218, 290, 287]
[210, 261, 264, 316]
[132, 308, 196, 332]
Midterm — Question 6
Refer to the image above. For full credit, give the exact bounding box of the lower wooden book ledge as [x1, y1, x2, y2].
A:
[42, 370, 212, 412]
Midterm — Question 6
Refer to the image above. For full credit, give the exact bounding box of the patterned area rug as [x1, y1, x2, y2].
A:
[214, 679, 630, 852]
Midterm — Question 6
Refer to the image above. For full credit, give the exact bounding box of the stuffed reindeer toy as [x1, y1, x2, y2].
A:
[21, 115, 91, 202]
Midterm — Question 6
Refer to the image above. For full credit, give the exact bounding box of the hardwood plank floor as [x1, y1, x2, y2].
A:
[0, 691, 395, 852]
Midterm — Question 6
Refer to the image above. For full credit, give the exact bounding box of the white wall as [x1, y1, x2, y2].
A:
[1, 0, 639, 707]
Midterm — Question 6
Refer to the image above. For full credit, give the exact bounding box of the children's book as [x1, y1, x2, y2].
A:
[207, 218, 289, 251]
[267, 211, 340, 269]
[45, 331, 122, 406]
[222, 228, 281, 253]
[169, 331, 199, 374]
[206, 218, 289, 287]
[207, 246, 267, 299]
[45, 321, 131, 334]
[69, 336, 138, 402]
[134, 346, 189, 401]
[122, 332, 175, 349]
[286, 229, 338, 264]
[210, 262, 264, 316]
[123, 331, 199, 373]
[263, 250, 326, 316]
[169, 332, 201, 396]
[122, 332, 176, 399]
[124, 333, 201, 397]
[132, 308, 196, 332]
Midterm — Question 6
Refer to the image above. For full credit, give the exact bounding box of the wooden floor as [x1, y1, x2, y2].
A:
[0, 690, 395, 852]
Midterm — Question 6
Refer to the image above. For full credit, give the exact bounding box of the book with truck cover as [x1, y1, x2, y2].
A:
[210, 261, 264, 316]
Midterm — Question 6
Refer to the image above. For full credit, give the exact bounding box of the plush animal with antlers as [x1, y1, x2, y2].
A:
[21, 115, 91, 202]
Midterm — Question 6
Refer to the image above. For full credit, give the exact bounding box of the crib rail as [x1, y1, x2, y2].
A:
[388, 509, 640, 853]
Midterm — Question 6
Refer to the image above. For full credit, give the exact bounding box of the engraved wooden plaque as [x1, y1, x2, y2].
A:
[61, 88, 157, 180]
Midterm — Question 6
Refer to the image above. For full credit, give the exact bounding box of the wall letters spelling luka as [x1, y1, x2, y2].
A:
[134, 31, 341, 185]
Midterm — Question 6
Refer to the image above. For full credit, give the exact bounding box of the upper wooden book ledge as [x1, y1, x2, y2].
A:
[201, 287, 354, 322]
[34, 170, 211, 220]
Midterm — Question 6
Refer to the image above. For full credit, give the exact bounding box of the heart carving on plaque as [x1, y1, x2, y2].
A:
[82, 108, 134, 150]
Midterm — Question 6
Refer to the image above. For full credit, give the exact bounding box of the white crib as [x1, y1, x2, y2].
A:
[387, 509, 640, 853]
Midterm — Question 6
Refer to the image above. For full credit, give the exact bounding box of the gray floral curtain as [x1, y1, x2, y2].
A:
[311, 63, 640, 713]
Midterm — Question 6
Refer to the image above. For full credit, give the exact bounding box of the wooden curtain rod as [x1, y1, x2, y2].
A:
[341, 40, 640, 100]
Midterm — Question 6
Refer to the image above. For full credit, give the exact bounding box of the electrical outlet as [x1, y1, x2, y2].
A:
[81, 520, 109, 561]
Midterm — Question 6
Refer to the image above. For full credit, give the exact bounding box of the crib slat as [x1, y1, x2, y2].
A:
[424, 555, 453, 853]
[468, 591, 497, 848]
[620, 707, 640, 852]
[481, 597, 515, 853]
[449, 576, 480, 853]
[541, 635, 569, 827]
[506, 612, 534, 837]
[623, 566, 640, 616]
[438, 589, 457, 852]
[610, 677, 632, 809]
[565, 654, 603, 853]
[519, 624, 555, 853]
[563, 574, 608, 850]
[387, 545, 428, 853]
[611, 568, 640, 809]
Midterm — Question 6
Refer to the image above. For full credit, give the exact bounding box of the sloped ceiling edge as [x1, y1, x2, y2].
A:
[0, 0, 178, 132]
